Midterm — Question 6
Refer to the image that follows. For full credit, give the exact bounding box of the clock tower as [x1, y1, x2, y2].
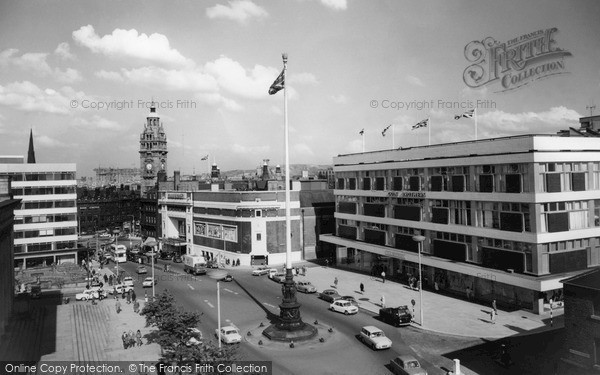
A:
[139, 103, 167, 195]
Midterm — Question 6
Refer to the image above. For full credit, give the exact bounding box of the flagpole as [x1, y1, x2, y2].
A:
[282, 53, 292, 271]
[428, 116, 431, 146]
[475, 108, 478, 141]
[362, 132, 365, 153]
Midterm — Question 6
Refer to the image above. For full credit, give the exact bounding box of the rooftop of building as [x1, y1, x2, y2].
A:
[561, 266, 600, 291]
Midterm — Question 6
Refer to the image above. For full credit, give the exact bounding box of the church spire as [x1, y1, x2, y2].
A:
[27, 129, 36, 163]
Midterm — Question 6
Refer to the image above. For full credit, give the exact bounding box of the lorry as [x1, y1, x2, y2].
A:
[183, 255, 207, 275]
[379, 305, 413, 327]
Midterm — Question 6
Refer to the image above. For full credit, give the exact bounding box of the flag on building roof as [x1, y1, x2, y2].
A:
[359, 129, 365, 135]
[382, 124, 392, 137]
[454, 109, 475, 120]
[201, 155, 209, 160]
[412, 118, 428, 130]
[268, 69, 285, 95]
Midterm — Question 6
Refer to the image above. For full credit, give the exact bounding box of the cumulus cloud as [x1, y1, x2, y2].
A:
[72, 115, 121, 130]
[195, 92, 243, 112]
[72, 25, 192, 67]
[0, 48, 82, 84]
[320, 0, 347, 10]
[54, 42, 75, 60]
[36, 135, 67, 148]
[479, 106, 581, 135]
[94, 70, 124, 82]
[0, 81, 71, 114]
[406, 74, 424, 87]
[204, 56, 281, 99]
[118, 66, 218, 92]
[206, 0, 268, 23]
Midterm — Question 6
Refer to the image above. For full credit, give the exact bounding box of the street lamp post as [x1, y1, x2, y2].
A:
[412, 235, 425, 327]
[152, 244, 156, 298]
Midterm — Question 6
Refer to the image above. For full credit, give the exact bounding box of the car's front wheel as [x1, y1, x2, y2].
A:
[344, 310, 349, 315]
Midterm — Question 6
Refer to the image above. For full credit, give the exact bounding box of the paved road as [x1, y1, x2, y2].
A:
[116, 260, 474, 375]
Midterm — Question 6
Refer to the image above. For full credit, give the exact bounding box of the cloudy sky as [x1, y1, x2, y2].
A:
[0, 0, 599, 178]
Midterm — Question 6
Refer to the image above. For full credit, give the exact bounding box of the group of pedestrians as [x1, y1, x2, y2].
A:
[115, 290, 141, 314]
[121, 329, 143, 349]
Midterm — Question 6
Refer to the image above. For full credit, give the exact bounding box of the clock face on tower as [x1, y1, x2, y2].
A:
[146, 163, 153, 171]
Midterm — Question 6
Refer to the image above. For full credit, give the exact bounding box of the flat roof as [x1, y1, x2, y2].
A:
[561, 267, 600, 291]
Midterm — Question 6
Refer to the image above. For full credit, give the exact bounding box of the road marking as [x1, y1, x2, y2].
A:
[223, 288, 238, 295]
[188, 284, 195, 290]
[204, 300, 215, 308]
[263, 302, 278, 309]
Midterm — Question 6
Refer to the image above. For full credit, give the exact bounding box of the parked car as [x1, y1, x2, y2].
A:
[329, 300, 359, 315]
[136, 265, 147, 274]
[109, 284, 134, 294]
[379, 306, 413, 327]
[251, 267, 270, 276]
[186, 327, 203, 346]
[359, 326, 392, 350]
[215, 325, 241, 344]
[319, 289, 341, 303]
[218, 274, 233, 282]
[295, 280, 316, 293]
[173, 255, 182, 263]
[89, 287, 108, 299]
[122, 276, 134, 287]
[340, 295, 359, 306]
[75, 289, 100, 301]
[271, 273, 286, 283]
[142, 277, 157, 288]
[390, 355, 427, 375]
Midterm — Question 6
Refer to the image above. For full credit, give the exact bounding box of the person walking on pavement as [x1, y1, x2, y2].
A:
[144, 291, 148, 303]
[380, 295, 386, 308]
[490, 309, 496, 324]
[492, 299, 498, 315]
[126, 290, 131, 304]
[381, 271, 386, 283]
[115, 297, 121, 314]
[131, 289, 137, 302]
[136, 329, 143, 346]
[128, 330, 136, 348]
[360, 282, 365, 294]
[121, 331, 128, 349]
[334, 277, 338, 288]
[133, 299, 140, 313]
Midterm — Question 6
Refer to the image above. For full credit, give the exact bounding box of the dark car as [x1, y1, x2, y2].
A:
[319, 289, 341, 303]
[30, 284, 42, 299]
[379, 305, 413, 327]
[218, 274, 233, 282]
[172, 255, 182, 263]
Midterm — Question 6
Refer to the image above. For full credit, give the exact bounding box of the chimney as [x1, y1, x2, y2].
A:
[174, 170, 181, 190]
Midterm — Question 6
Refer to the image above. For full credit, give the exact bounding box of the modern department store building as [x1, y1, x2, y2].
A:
[320, 131, 600, 314]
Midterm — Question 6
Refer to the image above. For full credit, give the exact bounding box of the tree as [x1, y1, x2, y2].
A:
[141, 290, 236, 366]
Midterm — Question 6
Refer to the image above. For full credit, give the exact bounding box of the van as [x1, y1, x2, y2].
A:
[267, 269, 278, 279]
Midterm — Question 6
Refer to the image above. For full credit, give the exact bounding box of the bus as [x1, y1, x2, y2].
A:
[109, 244, 127, 263]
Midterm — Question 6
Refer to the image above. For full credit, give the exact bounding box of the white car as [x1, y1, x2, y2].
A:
[123, 276, 134, 287]
[295, 280, 316, 293]
[271, 273, 286, 283]
[186, 328, 203, 346]
[75, 289, 100, 301]
[251, 267, 270, 276]
[142, 277, 157, 288]
[359, 326, 392, 350]
[330, 300, 359, 315]
[109, 284, 134, 294]
[215, 325, 242, 344]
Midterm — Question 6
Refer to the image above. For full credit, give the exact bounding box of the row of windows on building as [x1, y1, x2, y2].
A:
[338, 197, 600, 233]
[14, 214, 76, 225]
[7, 172, 75, 181]
[12, 186, 76, 196]
[193, 207, 279, 218]
[14, 227, 77, 239]
[336, 162, 600, 194]
[18, 200, 76, 210]
[14, 241, 76, 253]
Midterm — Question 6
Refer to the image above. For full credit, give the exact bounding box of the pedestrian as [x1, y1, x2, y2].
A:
[334, 277, 338, 288]
[144, 291, 148, 303]
[128, 330, 136, 348]
[492, 299, 497, 315]
[126, 291, 131, 304]
[121, 331, 128, 349]
[466, 286, 472, 301]
[136, 329, 143, 346]
[434, 281, 439, 292]
[490, 309, 496, 324]
[380, 295, 386, 308]
[115, 298, 122, 314]
[381, 271, 386, 283]
[360, 282, 364, 294]
[131, 290, 137, 302]
[302, 266, 306, 276]
[103, 274, 108, 284]
[133, 299, 140, 313]
[325, 259, 329, 267]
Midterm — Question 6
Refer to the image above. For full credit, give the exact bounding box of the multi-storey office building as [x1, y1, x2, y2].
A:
[0, 157, 78, 268]
[158, 180, 334, 266]
[320, 134, 600, 314]
[0, 176, 20, 336]
[77, 185, 140, 235]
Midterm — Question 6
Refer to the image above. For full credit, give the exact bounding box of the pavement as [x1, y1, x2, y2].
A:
[1, 259, 564, 364]
[0, 260, 161, 363]
[291, 263, 564, 339]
